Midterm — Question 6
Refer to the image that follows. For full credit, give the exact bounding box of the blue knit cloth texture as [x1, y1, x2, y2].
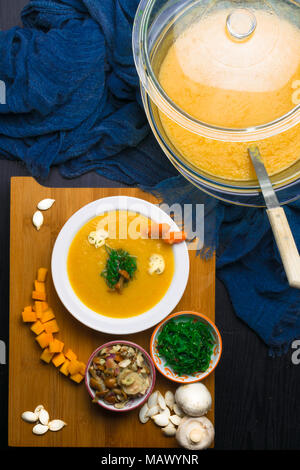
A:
[0, 0, 299, 355]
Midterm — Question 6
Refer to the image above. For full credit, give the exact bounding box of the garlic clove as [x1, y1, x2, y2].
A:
[147, 391, 158, 408]
[33, 211, 44, 231]
[34, 405, 44, 415]
[32, 423, 49, 435]
[37, 199, 55, 211]
[169, 414, 182, 426]
[162, 423, 176, 437]
[48, 419, 67, 431]
[38, 408, 49, 426]
[165, 391, 175, 410]
[139, 403, 149, 424]
[21, 411, 39, 423]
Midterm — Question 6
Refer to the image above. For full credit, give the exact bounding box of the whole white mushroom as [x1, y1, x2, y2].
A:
[175, 383, 212, 417]
[176, 416, 215, 450]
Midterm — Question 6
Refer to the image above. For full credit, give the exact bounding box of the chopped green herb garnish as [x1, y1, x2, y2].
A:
[157, 318, 215, 375]
[101, 246, 137, 291]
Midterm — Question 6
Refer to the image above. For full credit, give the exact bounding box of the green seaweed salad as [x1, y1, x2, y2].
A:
[157, 318, 215, 375]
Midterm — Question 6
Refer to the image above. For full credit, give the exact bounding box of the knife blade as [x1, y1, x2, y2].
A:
[248, 145, 279, 209]
[248, 145, 300, 289]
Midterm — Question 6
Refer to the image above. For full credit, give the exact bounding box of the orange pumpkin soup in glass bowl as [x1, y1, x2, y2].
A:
[51, 196, 189, 334]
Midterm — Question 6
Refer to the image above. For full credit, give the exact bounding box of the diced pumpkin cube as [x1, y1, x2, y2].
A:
[34, 280, 46, 294]
[24, 305, 33, 313]
[40, 347, 54, 364]
[68, 360, 82, 375]
[41, 308, 55, 324]
[30, 320, 45, 335]
[48, 339, 64, 353]
[52, 352, 65, 367]
[40, 302, 49, 312]
[70, 373, 84, 384]
[78, 362, 86, 375]
[44, 319, 59, 334]
[22, 309, 37, 323]
[36, 332, 53, 349]
[32, 290, 46, 301]
[65, 349, 77, 362]
[34, 301, 44, 319]
[60, 359, 71, 376]
[37, 267, 48, 282]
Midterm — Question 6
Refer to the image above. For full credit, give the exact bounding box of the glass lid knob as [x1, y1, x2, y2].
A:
[226, 8, 257, 41]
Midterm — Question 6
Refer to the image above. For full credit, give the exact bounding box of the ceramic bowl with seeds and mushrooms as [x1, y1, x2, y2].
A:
[85, 341, 156, 412]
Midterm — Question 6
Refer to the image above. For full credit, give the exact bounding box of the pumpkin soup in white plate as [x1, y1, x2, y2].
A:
[51, 196, 189, 334]
[67, 210, 175, 318]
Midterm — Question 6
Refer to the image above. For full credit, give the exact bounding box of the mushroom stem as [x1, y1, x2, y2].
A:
[189, 427, 205, 444]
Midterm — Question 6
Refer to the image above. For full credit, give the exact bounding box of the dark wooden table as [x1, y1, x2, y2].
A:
[1, 0, 300, 451]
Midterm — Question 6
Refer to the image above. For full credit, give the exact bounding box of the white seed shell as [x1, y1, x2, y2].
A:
[157, 392, 166, 410]
[162, 423, 176, 437]
[48, 419, 67, 431]
[165, 391, 175, 410]
[147, 405, 160, 417]
[32, 424, 49, 435]
[34, 405, 44, 414]
[153, 412, 170, 427]
[147, 391, 158, 408]
[21, 411, 38, 423]
[169, 414, 182, 426]
[37, 199, 55, 211]
[173, 403, 185, 417]
[38, 408, 49, 426]
[32, 211, 43, 230]
[139, 403, 149, 424]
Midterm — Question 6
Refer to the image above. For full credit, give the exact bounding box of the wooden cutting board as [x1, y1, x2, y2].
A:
[8, 177, 215, 447]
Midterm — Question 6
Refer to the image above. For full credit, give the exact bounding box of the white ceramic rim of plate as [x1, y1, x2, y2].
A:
[51, 196, 190, 334]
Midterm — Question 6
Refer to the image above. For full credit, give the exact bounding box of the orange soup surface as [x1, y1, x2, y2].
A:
[158, 9, 300, 180]
[67, 211, 175, 318]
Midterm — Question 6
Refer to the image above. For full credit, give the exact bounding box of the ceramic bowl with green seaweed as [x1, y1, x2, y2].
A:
[150, 311, 222, 383]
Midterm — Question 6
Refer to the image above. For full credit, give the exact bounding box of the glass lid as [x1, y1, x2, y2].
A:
[133, 0, 300, 141]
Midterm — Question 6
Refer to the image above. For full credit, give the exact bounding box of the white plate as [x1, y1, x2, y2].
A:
[51, 196, 189, 335]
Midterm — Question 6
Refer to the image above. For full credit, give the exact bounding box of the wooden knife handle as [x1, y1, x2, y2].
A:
[267, 207, 300, 289]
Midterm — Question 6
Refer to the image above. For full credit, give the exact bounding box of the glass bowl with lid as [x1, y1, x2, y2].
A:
[133, 0, 300, 206]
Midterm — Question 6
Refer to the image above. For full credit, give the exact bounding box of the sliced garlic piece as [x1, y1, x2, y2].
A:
[148, 254, 165, 275]
[48, 419, 67, 431]
[119, 358, 131, 368]
[169, 414, 182, 426]
[153, 411, 170, 428]
[32, 423, 49, 435]
[162, 423, 176, 437]
[147, 391, 158, 408]
[32, 211, 43, 231]
[21, 411, 38, 423]
[139, 403, 149, 424]
[157, 392, 166, 410]
[165, 391, 175, 410]
[37, 199, 55, 211]
[38, 408, 49, 426]
[88, 229, 109, 248]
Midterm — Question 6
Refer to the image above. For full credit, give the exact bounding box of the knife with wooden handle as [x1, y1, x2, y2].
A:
[248, 145, 300, 289]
